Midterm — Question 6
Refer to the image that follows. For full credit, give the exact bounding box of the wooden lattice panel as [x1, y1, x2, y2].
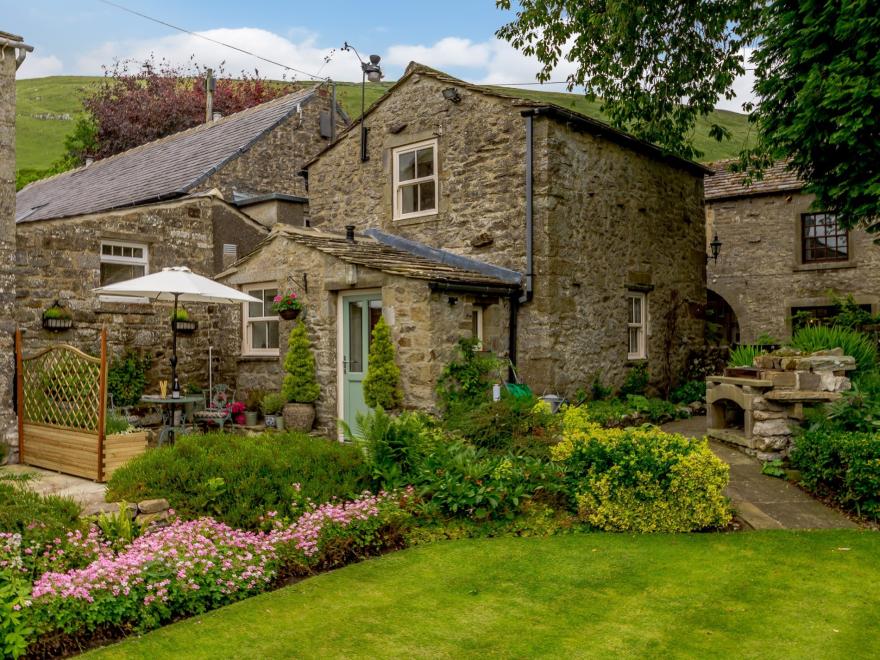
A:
[21, 345, 102, 432]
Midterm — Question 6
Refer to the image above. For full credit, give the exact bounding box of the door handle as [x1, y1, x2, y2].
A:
[343, 358, 349, 374]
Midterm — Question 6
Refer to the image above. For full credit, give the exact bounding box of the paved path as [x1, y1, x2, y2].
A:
[662, 416, 858, 530]
[1, 464, 107, 508]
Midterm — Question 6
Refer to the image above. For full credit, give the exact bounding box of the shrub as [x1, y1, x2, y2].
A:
[670, 379, 706, 404]
[580, 395, 686, 427]
[728, 344, 766, 367]
[105, 411, 131, 435]
[790, 325, 878, 373]
[551, 408, 731, 532]
[106, 432, 369, 529]
[436, 338, 501, 415]
[107, 350, 151, 408]
[446, 395, 561, 456]
[791, 428, 880, 519]
[260, 392, 286, 416]
[281, 322, 319, 403]
[363, 317, 403, 410]
[619, 363, 649, 396]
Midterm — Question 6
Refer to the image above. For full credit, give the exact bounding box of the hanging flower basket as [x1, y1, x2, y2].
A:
[278, 308, 301, 321]
[272, 291, 303, 320]
[42, 301, 73, 331]
[171, 319, 198, 334]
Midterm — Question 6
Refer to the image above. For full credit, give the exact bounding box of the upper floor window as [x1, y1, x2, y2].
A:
[802, 212, 848, 263]
[100, 240, 148, 286]
[242, 284, 279, 356]
[393, 139, 438, 220]
[627, 292, 647, 360]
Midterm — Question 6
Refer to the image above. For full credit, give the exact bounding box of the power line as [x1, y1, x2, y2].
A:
[96, 0, 328, 81]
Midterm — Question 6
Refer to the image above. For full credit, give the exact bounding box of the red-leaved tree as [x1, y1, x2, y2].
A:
[68, 56, 301, 162]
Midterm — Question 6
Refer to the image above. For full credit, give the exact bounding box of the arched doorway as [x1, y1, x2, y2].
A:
[707, 289, 740, 346]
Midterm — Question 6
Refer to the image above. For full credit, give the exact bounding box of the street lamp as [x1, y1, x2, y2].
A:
[342, 42, 383, 162]
[709, 233, 722, 264]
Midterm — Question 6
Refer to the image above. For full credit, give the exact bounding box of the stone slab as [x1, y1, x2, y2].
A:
[764, 390, 842, 403]
[707, 376, 773, 388]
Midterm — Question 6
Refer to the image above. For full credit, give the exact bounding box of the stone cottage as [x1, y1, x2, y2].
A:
[1, 31, 32, 460]
[220, 63, 708, 433]
[13, 83, 347, 392]
[705, 160, 880, 343]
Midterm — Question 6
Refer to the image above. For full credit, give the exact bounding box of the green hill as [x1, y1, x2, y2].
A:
[14, 76, 751, 172]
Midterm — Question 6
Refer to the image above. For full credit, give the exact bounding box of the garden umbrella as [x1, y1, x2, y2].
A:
[93, 266, 259, 396]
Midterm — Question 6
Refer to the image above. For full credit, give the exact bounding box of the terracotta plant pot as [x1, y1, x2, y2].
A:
[283, 402, 315, 432]
[278, 308, 301, 321]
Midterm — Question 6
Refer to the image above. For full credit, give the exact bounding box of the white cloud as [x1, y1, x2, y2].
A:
[385, 37, 492, 70]
[17, 54, 64, 79]
[716, 47, 756, 112]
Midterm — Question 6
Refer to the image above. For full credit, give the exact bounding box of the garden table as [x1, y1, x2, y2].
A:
[140, 394, 203, 446]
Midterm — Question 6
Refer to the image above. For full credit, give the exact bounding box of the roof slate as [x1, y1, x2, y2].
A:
[225, 225, 521, 290]
[16, 86, 319, 223]
[705, 159, 803, 201]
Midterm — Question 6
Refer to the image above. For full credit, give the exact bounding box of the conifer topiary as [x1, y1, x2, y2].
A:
[282, 321, 320, 403]
[363, 317, 403, 410]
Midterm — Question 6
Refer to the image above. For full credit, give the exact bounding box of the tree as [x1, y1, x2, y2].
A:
[66, 56, 299, 164]
[363, 317, 403, 410]
[496, 0, 880, 230]
[282, 322, 320, 404]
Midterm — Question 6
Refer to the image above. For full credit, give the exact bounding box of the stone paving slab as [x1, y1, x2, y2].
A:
[662, 416, 857, 530]
[0, 464, 107, 508]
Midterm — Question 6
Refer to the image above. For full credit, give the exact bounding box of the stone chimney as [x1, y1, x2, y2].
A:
[0, 31, 32, 462]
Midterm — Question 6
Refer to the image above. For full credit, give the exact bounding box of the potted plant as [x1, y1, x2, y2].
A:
[42, 301, 73, 331]
[170, 307, 197, 334]
[260, 392, 286, 430]
[281, 321, 319, 431]
[272, 291, 303, 321]
[227, 401, 247, 426]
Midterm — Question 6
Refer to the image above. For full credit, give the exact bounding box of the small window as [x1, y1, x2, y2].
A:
[100, 240, 148, 286]
[471, 307, 484, 350]
[242, 285, 280, 356]
[627, 293, 647, 360]
[802, 212, 848, 263]
[393, 139, 438, 220]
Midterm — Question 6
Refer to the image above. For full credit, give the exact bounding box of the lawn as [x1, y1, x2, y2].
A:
[90, 530, 879, 659]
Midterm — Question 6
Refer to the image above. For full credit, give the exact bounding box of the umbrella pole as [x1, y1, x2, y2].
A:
[171, 293, 179, 397]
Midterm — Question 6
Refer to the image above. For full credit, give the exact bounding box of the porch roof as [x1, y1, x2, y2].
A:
[221, 225, 522, 292]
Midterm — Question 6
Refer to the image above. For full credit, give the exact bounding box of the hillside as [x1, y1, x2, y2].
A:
[14, 76, 751, 172]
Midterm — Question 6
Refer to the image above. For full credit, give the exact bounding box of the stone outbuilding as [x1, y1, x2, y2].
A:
[223, 63, 709, 432]
[705, 160, 880, 344]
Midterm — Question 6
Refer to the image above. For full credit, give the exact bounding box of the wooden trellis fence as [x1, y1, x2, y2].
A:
[15, 327, 146, 481]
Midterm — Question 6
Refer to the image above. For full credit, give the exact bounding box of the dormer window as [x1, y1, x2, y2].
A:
[392, 139, 438, 220]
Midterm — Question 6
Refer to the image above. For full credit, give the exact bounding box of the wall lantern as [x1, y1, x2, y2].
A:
[442, 87, 462, 103]
[709, 233, 722, 264]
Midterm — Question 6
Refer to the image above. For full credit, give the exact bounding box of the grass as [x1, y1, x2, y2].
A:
[16, 75, 750, 173]
[89, 531, 880, 659]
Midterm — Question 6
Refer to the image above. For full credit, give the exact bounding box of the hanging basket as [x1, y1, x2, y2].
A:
[278, 308, 301, 321]
[42, 317, 73, 331]
[172, 319, 198, 334]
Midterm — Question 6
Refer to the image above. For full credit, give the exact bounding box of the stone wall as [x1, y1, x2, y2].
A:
[219, 234, 509, 432]
[0, 34, 22, 459]
[14, 197, 265, 398]
[194, 86, 346, 201]
[306, 71, 705, 396]
[707, 191, 880, 343]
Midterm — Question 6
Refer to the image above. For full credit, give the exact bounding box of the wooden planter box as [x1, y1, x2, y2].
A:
[21, 424, 148, 482]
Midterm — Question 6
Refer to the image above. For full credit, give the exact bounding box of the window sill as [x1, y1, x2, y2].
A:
[793, 261, 856, 273]
[237, 355, 280, 363]
[393, 213, 439, 227]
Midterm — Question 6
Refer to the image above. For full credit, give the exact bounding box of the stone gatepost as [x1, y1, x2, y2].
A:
[0, 32, 32, 463]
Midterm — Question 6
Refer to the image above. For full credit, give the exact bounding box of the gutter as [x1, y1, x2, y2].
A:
[0, 35, 33, 69]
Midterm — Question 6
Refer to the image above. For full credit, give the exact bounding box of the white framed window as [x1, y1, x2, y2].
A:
[242, 284, 280, 356]
[627, 292, 647, 360]
[392, 139, 438, 220]
[471, 306, 484, 350]
[99, 240, 149, 303]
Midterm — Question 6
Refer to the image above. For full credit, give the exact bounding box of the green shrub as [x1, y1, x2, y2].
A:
[728, 344, 766, 367]
[670, 379, 706, 404]
[105, 411, 131, 435]
[830, 294, 878, 329]
[790, 325, 878, 373]
[282, 322, 320, 403]
[580, 395, 685, 427]
[551, 408, 731, 532]
[106, 432, 369, 528]
[791, 428, 880, 519]
[619, 363, 649, 396]
[260, 392, 286, 416]
[436, 338, 501, 415]
[363, 317, 403, 410]
[445, 395, 561, 456]
[108, 350, 151, 408]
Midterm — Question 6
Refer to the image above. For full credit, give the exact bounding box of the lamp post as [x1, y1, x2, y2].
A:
[342, 42, 383, 162]
[709, 233, 722, 264]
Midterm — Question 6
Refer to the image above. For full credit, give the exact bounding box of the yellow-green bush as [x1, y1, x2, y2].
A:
[552, 407, 731, 532]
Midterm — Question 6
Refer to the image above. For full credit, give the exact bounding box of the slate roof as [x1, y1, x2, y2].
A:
[705, 159, 803, 201]
[16, 86, 321, 223]
[222, 225, 521, 290]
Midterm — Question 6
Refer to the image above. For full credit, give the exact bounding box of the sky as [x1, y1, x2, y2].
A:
[5, 0, 754, 112]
